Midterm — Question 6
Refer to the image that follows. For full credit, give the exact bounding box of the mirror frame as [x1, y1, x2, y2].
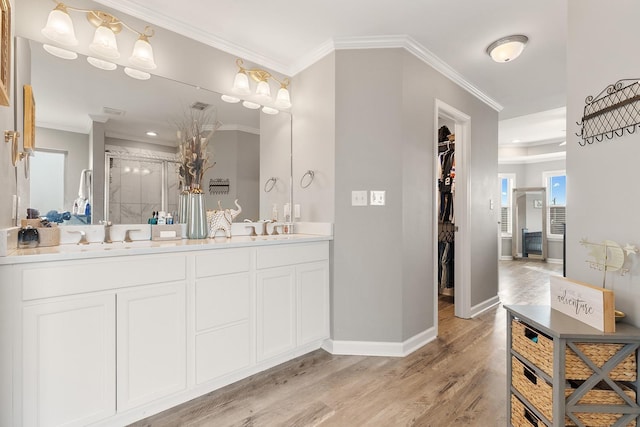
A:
[512, 187, 547, 260]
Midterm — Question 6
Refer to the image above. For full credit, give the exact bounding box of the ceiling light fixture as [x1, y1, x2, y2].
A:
[486, 35, 528, 63]
[222, 59, 292, 110]
[41, 1, 157, 77]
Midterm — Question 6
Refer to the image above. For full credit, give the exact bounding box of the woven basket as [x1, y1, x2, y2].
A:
[512, 357, 553, 421]
[511, 394, 544, 427]
[511, 320, 637, 381]
[567, 343, 637, 381]
[566, 380, 637, 427]
[512, 320, 554, 377]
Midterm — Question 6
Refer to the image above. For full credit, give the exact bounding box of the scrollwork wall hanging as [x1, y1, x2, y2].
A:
[577, 78, 640, 146]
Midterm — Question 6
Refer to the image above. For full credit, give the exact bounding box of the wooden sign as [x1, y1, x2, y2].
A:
[550, 276, 615, 332]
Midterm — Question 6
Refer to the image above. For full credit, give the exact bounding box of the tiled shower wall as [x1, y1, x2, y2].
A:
[108, 157, 179, 224]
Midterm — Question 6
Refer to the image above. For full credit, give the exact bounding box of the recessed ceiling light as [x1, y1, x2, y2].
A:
[146, 131, 157, 137]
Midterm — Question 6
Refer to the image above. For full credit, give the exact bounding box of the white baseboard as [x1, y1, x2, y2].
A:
[546, 258, 563, 264]
[499, 255, 513, 261]
[324, 326, 437, 357]
[470, 295, 500, 318]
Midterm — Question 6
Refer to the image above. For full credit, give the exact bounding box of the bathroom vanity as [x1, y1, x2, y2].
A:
[0, 234, 331, 427]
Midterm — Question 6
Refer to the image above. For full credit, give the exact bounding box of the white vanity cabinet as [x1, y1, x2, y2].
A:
[256, 243, 330, 362]
[0, 237, 331, 427]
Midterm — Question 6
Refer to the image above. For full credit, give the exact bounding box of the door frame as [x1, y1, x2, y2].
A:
[433, 99, 471, 326]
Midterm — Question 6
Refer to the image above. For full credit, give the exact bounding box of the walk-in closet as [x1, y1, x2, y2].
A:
[437, 119, 456, 302]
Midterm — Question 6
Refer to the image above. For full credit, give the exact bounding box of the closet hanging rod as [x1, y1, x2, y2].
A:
[438, 141, 455, 147]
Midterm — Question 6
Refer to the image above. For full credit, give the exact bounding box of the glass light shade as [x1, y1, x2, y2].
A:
[43, 44, 78, 60]
[262, 106, 279, 115]
[129, 37, 157, 70]
[487, 35, 528, 63]
[233, 71, 251, 95]
[221, 94, 241, 103]
[275, 87, 292, 109]
[89, 25, 120, 60]
[255, 80, 271, 99]
[242, 101, 261, 110]
[124, 67, 151, 80]
[87, 56, 117, 71]
[41, 8, 79, 47]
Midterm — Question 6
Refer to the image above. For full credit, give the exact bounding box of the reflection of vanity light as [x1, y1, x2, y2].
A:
[221, 94, 241, 104]
[146, 131, 157, 137]
[242, 101, 261, 110]
[43, 44, 78, 60]
[261, 106, 279, 115]
[123, 166, 131, 173]
[141, 168, 150, 175]
[87, 56, 117, 70]
[133, 167, 140, 174]
[124, 67, 151, 80]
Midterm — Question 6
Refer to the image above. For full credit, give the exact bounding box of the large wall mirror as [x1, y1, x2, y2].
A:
[512, 187, 547, 260]
[22, 37, 292, 225]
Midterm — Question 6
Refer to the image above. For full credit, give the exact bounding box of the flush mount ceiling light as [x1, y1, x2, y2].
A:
[486, 35, 529, 63]
[222, 58, 292, 110]
[41, 1, 157, 77]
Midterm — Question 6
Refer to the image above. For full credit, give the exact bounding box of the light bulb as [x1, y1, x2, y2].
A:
[255, 80, 271, 99]
[275, 87, 292, 109]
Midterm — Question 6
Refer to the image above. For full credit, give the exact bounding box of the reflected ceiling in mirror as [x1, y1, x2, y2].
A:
[30, 39, 261, 145]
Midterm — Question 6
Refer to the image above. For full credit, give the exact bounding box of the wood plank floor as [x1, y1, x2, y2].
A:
[130, 260, 562, 427]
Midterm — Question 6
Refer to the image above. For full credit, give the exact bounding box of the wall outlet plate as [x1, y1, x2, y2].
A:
[371, 190, 385, 206]
[351, 190, 367, 206]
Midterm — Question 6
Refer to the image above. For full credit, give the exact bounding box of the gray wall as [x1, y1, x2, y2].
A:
[292, 54, 336, 222]
[323, 48, 499, 343]
[567, 0, 640, 326]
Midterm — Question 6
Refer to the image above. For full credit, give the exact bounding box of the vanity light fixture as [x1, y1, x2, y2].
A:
[486, 35, 528, 63]
[41, 1, 157, 77]
[222, 59, 292, 110]
[261, 106, 279, 115]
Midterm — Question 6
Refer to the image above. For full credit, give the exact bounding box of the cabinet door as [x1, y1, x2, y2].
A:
[297, 261, 330, 346]
[256, 267, 296, 361]
[117, 282, 186, 411]
[23, 294, 116, 427]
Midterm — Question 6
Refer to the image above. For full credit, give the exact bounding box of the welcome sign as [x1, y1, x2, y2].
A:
[550, 276, 615, 332]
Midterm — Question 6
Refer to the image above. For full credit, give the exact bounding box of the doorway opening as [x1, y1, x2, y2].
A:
[434, 100, 471, 333]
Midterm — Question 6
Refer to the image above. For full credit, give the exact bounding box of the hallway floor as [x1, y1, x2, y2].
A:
[131, 260, 562, 427]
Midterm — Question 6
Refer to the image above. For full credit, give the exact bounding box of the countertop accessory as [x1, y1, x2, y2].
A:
[207, 199, 242, 238]
[18, 226, 39, 249]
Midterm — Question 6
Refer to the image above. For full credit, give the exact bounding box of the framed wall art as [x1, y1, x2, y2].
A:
[0, 0, 10, 106]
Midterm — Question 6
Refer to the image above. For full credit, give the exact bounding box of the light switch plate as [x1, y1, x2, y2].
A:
[351, 190, 367, 206]
[371, 190, 385, 206]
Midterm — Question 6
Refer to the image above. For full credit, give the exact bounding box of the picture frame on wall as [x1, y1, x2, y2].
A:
[0, 0, 10, 106]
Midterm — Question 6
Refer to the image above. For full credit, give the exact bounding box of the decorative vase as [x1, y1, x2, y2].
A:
[177, 186, 190, 224]
[187, 185, 208, 239]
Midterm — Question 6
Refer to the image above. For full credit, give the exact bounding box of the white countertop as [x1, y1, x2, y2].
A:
[0, 234, 332, 265]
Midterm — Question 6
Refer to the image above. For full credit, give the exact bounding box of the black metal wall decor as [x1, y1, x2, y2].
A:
[209, 178, 230, 195]
[577, 78, 640, 146]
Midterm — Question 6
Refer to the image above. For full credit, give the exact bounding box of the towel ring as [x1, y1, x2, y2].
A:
[263, 177, 277, 192]
[300, 170, 315, 189]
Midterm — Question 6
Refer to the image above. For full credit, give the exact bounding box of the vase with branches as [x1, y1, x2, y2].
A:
[176, 108, 220, 238]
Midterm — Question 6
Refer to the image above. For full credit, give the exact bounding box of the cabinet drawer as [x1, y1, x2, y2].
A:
[23, 256, 187, 300]
[195, 273, 251, 331]
[256, 242, 328, 269]
[511, 394, 544, 427]
[195, 249, 251, 278]
[512, 356, 552, 422]
[512, 320, 637, 381]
